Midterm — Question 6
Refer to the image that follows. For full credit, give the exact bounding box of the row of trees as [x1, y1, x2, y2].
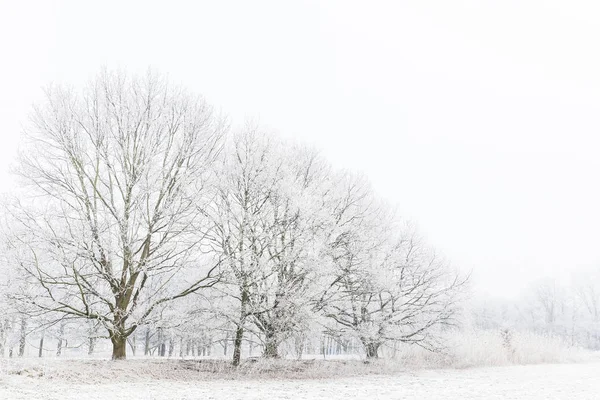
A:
[0, 70, 467, 361]
[472, 274, 600, 349]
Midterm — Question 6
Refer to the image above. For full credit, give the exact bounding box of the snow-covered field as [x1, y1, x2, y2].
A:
[1, 360, 599, 399]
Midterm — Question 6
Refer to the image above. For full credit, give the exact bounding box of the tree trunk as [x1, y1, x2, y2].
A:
[110, 325, 128, 360]
[168, 338, 175, 357]
[295, 335, 304, 360]
[222, 334, 228, 356]
[233, 285, 249, 366]
[157, 328, 165, 357]
[38, 333, 44, 357]
[18, 316, 27, 357]
[263, 329, 279, 358]
[232, 324, 244, 366]
[0, 319, 7, 357]
[364, 341, 380, 359]
[128, 334, 137, 356]
[56, 322, 65, 357]
[111, 334, 127, 360]
[88, 337, 96, 356]
[144, 327, 151, 356]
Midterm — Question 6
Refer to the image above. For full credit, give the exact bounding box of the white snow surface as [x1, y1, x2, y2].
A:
[1, 361, 599, 399]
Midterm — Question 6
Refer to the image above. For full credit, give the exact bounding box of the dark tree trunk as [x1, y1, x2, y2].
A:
[110, 323, 129, 360]
[56, 323, 65, 357]
[233, 285, 249, 366]
[18, 317, 27, 357]
[38, 334, 44, 358]
[364, 341, 380, 359]
[88, 337, 96, 355]
[111, 333, 127, 360]
[232, 324, 244, 366]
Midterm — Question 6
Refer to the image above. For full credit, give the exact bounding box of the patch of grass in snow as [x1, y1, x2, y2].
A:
[0, 330, 593, 383]
[0, 358, 411, 382]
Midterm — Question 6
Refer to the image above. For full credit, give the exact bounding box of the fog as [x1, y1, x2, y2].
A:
[2, 0, 600, 302]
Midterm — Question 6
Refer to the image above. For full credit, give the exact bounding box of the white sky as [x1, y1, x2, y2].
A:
[1, 0, 600, 299]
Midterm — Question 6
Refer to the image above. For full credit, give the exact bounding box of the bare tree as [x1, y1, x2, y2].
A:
[534, 279, 564, 328]
[204, 129, 329, 363]
[9, 69, 226, 359]
[249, 142, 329, 359]
[204, 129, 282, 365]
[574, 270, 600, 322]
[317, 174, 467, 358]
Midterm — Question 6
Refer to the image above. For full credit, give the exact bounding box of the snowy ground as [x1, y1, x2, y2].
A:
[1, 360, 599, 399]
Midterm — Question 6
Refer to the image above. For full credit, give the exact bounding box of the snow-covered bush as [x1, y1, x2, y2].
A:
[386, 328, 590, 369]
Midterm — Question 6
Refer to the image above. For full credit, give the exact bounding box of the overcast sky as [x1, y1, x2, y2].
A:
[1, 0, 599, 299]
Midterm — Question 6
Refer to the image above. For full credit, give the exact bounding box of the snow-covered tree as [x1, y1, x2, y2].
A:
[317, 174, 467, 358]
[203, 128, 330, 363]
[8, 69, 226, 359]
